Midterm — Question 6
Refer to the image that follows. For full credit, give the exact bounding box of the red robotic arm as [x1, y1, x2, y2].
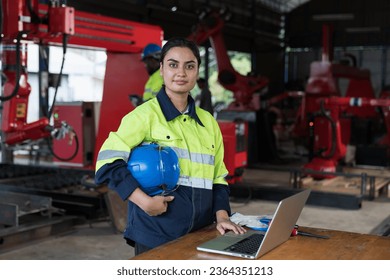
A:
[291, 25, 387, 176]
[1, 0, 162, 148]
[188, 8, 269, 111]
[303, 96, 390, 176]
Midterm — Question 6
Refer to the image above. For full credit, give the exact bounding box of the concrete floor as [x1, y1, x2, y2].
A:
[1, 196, 389, 260]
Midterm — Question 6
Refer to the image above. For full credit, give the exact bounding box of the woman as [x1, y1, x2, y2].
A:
[95, 37, 245, 255]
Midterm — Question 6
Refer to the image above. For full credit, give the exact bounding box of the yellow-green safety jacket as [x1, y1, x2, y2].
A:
[95, 86, 230, 248]
[142, 70, 163, 101]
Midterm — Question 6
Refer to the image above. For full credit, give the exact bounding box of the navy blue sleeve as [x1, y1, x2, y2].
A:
[95, 160, 140, 201]
[212, 183, 231, 217]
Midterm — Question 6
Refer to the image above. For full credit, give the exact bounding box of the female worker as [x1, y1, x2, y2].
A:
[95, 37, 245, 255]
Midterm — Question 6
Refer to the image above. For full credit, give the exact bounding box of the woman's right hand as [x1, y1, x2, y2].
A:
[128, 188, 175, 216]
[141, 195, 175, 216]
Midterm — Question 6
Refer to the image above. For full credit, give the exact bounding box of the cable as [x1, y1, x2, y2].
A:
[26, 0, 43, 24]
[48, 34, 68, 119]
[46, 132, 79, 161]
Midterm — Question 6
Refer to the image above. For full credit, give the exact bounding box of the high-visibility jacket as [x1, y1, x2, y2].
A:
[95, 87, 230, 248]
[142, 70, 163, 101]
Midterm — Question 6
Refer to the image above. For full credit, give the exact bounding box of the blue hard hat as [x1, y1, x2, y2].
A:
[127, 143, 180, 196]
[141, 43, 162, 61]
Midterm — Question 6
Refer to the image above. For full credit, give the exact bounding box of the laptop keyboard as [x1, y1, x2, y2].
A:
[225, 233, 265, 254]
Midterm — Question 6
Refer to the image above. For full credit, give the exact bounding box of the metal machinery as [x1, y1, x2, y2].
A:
[290, 25, 390, 177]
[188, 8, 269, 111]
[0, 0, 163, 249]
[1, 0, 162, 156]
[187, 11, 390, 209]
[188, 8, 270, 168]
[189, 10, 390, 178]
[51, 101, 96, 168]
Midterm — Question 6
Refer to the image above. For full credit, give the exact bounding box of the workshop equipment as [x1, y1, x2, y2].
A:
[289, 25, 390, 176]
[0, 189, 76, 252]
[189, 8, 271, 168]
[259, 24, 390, 178]
[188, 8, 269, 111]
[0, 0, 162, 151]
[0, 190, 54, 227]
[0, 163, 101, 218]
[52, 102, 96, 168]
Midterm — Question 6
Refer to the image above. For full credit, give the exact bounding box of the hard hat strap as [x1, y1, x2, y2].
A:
[160, 184, 179, 196]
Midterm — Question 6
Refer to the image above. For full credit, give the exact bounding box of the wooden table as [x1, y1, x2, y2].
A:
[131, 225, 390, 260]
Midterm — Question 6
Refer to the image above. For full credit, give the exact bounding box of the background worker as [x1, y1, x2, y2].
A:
[95, 37, 245, 255]
[141, 43, 164, 102]
[196, 77, 214, 115]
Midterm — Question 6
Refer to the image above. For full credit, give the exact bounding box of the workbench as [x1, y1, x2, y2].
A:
[131, 224, 390, 260]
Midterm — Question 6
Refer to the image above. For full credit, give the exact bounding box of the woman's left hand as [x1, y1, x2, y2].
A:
[215, 210, 246, 235]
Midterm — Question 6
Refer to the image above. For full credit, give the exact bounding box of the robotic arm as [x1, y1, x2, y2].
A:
[1, 0, 162, 150]
[188, 8, 269, 111]
[1, 0, 75, 145]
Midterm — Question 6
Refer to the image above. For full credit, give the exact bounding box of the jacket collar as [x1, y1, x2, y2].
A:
[157, 86, 204, 127]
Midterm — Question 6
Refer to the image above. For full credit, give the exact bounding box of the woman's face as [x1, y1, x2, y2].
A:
[160, 46, 199, 95]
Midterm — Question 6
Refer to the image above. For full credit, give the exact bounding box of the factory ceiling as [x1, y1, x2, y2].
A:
[67, 0, 390, 53]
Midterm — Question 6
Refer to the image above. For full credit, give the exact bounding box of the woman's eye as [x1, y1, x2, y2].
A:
[169, 63, 177, 68]
[186, 64, 195, 70]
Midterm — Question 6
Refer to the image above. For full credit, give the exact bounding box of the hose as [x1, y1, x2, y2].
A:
[46, 132, 79, 161]
[48, 34, 68, 119]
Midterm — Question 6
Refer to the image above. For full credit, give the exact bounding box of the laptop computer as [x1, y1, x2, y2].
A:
[197, 189, 311, 259]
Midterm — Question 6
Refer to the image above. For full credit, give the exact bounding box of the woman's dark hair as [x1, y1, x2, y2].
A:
[160, 37, 201, 66]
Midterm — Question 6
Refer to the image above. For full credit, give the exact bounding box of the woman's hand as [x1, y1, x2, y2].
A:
[215, 210, 246, 235]
[142, 195, 175, 216]
[128, 188, 175, 216]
